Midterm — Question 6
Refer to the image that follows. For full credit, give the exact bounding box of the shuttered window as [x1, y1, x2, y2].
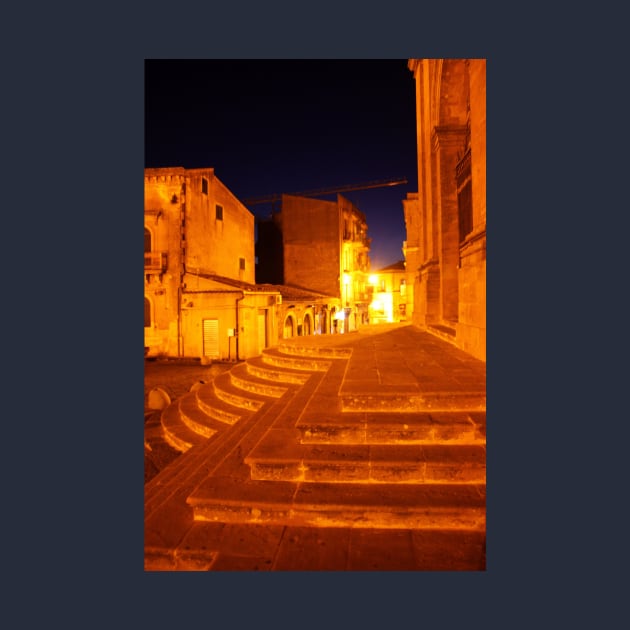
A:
[202, 319, 220, 358]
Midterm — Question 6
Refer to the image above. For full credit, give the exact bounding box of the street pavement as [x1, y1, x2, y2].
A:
[144, 322, 486, 570]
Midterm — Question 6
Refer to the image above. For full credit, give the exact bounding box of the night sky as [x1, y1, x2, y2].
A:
[145, 59, 418, 271]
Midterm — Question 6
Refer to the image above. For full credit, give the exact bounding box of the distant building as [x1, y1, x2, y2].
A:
[144, 166, 281, 361]
[258, 283, 342, 339]
[256, 193, 371, 333]
[406, 59, 486, 360]
[368, 260, 412, 324]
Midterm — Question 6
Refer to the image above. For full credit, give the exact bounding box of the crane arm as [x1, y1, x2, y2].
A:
[243, 176, 407, 206]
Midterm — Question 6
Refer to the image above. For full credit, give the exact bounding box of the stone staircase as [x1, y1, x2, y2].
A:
[159, 362, 292, 453]
[145, 334, 486, 569]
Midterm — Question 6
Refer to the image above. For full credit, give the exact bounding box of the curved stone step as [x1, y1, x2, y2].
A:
[229, 362, 290, 398]
[245, 355, 311, 385]
[212, 371, 268, 412]
[188, 477, 486, 530]
[195, 384, 244, 425]
[178, 392, 240, 438]
[245, 429, 486, 484]
[261, 347, 333, 372]
[160, 401, 205, 453]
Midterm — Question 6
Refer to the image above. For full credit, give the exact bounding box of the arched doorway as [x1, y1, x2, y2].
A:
[303, 312, 312, 336]
[320, 308, 328, 334]
[283, 314, 295, 338]
[330, 306, 338, 334]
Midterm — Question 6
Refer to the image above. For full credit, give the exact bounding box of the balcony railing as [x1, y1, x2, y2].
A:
[144, 252, 168, 272]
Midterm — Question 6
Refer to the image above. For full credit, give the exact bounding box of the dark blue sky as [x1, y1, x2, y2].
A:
[145, 59, 418, 270]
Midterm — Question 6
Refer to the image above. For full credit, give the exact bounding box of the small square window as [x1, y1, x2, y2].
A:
[239, 257, 245, 270]
[216, 204, 223, 220]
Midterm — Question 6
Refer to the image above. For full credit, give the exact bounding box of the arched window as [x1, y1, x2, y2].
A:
[144, 227, 152, 253]
[144, 297, 151, 328]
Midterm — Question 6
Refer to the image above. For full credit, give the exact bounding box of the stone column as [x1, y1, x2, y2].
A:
[432, 125, 467, 324]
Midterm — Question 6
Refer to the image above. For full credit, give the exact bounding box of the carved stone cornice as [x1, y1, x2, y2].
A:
[432, 125, 467, 151]
[419, 258, 440, 273]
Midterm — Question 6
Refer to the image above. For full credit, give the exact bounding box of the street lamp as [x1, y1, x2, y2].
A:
[343, 273, 351, 306]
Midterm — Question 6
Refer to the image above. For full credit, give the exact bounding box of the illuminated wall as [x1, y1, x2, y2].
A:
[280, 193, 370, 332]
[144, 167, 263, 359]
[282, 194, 341, 298]
[407, 59, 486, 361]
[183, 169, 255, 283]
[368, 261, 412, 324]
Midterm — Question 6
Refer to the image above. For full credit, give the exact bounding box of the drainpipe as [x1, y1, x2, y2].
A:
[177, 180, 189, 358]
[235, 291, 245, 361]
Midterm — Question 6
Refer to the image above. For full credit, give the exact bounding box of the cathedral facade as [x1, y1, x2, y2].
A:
[406, 59, 486, 361]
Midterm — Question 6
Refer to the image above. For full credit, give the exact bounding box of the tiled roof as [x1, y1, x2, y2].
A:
[194, 273, 337, 302]
[377, 260, 406, 272]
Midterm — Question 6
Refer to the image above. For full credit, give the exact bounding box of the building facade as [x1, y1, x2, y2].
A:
[256, 193, 371, 333]
[406, 59, 486, 361]
[259, 283, 342, 339]
[144, 166, 282, 361]
[368, 260, 413, 324]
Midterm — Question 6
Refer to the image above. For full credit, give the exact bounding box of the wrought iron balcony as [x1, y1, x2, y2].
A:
[144, 252, 168, 272]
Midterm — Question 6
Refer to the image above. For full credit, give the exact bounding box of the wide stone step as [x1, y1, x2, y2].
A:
[276, 342, 353, 360]
[228, 362, 291, 398]
[340, 390, 486, 412]
[245, 355, 312, 385]
[297, 410, 486, 445]
[188, 476, 486, 530]
[261, 347, 334, 372]
[244, 429, 486, 484]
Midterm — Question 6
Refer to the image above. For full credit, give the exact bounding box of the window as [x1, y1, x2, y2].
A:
[239, 257, 245, 270]
[144, 297, 151, 328]
[456, 148, 473, 243]
[216, 204, 223, 220]
[201, 177, 208, 195]
[458, 180, 473, 242]
[400, 279, 406, 297]
[144, 228, 151, 253]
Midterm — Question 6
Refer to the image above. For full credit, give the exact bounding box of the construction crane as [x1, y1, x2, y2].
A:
[243, 176, 408, 207]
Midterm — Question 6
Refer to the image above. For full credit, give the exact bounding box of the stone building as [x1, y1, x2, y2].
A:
[144, 166, 281, 361]
[256, 193, 371, 333]
[259, 283, 342, 339]
[368, 260, 413, 324]
[406, 59, 486, 360]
